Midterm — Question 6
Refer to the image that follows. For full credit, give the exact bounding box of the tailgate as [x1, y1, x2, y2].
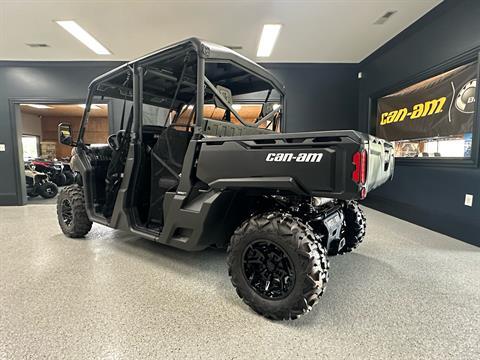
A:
[365, 135, 395, 192]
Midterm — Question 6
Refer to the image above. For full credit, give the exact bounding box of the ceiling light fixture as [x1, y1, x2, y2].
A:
[257, 24, 282, 57]
[55, 20, 111, 55]
[21, 104, 53, 109]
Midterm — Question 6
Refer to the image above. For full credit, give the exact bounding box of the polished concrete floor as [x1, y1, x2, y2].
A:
[0, 204, 479, 359]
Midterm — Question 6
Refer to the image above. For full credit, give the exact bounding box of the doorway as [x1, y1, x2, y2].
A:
[17, 102, 110, 204]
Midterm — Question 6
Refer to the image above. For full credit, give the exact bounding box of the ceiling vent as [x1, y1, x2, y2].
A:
[373, 11, 397, 25]
[26, 43, 50, 48]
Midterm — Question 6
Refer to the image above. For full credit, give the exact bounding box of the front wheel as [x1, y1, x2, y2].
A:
[39, 182, 58, 198]
[57, 185, 92, 238]
[227, 212, 329, 320]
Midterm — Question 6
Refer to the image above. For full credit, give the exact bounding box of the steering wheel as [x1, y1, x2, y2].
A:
[107, 130, 126, 151]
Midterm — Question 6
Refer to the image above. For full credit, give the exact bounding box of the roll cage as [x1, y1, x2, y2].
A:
[77, 37, 286, 144]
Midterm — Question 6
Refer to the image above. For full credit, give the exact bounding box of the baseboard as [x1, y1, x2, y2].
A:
[362, 195, 480, 248]
[0, 193, 21, 206]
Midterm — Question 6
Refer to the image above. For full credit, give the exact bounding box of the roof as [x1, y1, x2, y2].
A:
[88, 37, 285, 94]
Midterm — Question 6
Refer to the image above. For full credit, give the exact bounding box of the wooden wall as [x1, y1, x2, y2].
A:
[41, 116, 108, 159]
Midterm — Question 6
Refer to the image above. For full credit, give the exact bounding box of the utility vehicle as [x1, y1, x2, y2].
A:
[56, 38, 394, 320]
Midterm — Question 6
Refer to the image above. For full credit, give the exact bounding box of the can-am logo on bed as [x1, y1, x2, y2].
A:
[265, 152, 323, 162]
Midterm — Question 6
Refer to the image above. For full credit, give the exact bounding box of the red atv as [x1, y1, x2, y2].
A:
[29, 159, 75, 186]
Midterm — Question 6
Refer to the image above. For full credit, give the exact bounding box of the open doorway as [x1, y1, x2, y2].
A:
[19, 103, 109, 204]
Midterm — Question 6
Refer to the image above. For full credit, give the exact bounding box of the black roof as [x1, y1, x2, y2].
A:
[88, 37, 285, 95]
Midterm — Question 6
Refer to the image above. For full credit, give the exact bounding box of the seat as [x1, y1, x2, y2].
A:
[148, 127, 192, 226]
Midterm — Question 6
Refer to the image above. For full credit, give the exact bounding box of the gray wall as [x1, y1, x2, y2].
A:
[0, 61, 121, 205]
[358, 0, 480, 246]
[0, 61, 358, 205]
[264, 63, 359, 132]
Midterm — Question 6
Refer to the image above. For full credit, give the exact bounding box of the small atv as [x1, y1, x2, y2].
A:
[56, 38, 394, 320]
[29, 160, 67, 186]
[25, 167, 58, 199]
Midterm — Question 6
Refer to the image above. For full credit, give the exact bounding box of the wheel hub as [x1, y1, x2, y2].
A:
[242, 240, 295, 299]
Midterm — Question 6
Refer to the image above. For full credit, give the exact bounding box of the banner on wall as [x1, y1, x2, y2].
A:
[376, 62, 477, 141]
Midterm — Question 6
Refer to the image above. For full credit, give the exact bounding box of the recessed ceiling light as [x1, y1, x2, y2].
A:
[55, 20, 111, 55]
[257, 24, 282, 57]
[78, 104, 101, 110]
[21, 104, 53, 109]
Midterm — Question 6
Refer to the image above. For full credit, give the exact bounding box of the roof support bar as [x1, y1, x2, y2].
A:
[204, 76, 252, 127]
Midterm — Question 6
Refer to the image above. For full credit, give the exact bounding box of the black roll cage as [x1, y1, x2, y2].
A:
[77, 38, 286, 144]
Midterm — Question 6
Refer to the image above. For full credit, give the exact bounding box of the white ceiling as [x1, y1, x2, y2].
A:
[0, 0, 442, 63]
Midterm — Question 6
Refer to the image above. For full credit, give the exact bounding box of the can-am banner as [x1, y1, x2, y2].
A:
[376, 62, 477, 141]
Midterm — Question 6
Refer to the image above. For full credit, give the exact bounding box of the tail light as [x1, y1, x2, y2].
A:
[353, 150, 368, 199]
[352, 150, 367, 185]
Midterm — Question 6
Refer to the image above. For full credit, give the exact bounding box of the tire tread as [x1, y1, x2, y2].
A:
[227, 212, 329, 320]
[56, 185, 92, 238]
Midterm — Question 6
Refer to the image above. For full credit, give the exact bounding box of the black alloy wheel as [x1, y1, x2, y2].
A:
[242, 240, 295, 299]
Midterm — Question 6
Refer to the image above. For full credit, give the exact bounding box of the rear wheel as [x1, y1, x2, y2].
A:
[57, 185, 92, 238]
[339, 201, 366, 254]
[227, 212, 329, 320]
[39, 182, 58, 198]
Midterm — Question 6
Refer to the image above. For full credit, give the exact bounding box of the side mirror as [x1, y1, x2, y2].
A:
[58, 123, 73, 146]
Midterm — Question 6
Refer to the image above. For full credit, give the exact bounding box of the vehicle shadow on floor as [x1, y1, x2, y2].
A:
[109, 230, 228, 278]
[107, 230, 402, 326]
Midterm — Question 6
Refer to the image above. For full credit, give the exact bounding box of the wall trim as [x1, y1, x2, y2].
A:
[0, 193, 20, 206]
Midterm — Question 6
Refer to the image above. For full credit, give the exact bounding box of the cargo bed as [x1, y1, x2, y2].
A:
[196, 130, 394, 200]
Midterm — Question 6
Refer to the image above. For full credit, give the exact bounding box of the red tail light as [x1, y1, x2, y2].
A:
[352, 150, 367, 185]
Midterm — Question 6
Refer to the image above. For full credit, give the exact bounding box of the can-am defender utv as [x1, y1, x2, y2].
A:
[56, 38, 394, 320]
